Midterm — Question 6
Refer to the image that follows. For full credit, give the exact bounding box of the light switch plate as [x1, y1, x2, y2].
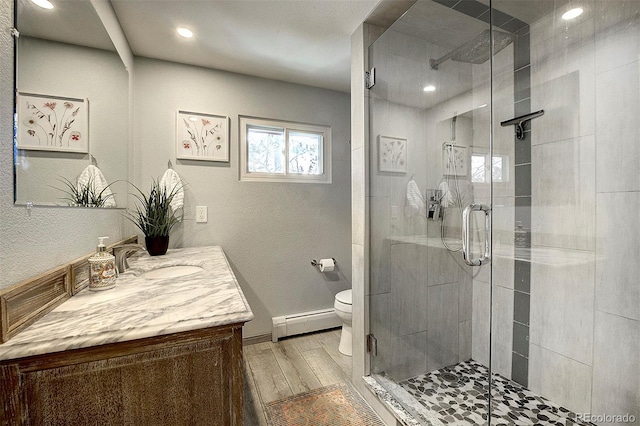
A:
[196, 206, 208, 223]
[391, 205, 399, 219]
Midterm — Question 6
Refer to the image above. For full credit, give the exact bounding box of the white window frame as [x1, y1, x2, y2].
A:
[470, 151, 510, 184]
[240, 116, 332, 183]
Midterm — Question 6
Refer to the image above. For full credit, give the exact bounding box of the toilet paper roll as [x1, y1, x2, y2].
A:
[319, 258, 335, 272]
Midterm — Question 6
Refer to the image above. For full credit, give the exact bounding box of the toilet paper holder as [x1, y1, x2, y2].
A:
[311, 258, 337, 268]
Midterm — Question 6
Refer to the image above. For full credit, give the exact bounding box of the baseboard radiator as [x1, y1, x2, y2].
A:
[271, 308, 341, 342]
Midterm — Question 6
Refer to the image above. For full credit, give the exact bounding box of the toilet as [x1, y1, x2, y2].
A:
[334, 289, 352, 356]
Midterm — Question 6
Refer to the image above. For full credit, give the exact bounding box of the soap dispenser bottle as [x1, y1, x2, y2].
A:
[514, 221, 529, 248]
[88, 236, 117, 291]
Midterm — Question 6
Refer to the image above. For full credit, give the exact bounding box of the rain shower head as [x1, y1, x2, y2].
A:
[430, 29, 515, 70]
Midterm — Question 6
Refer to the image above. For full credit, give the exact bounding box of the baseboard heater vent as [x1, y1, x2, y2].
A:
[272, 308, 340, 342]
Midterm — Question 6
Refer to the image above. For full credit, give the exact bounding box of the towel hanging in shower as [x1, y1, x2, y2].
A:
[438, 181, 454, 208]
[406, 179, 425, 215]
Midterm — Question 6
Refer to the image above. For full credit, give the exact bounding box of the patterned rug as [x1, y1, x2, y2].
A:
[265, 382, 385, 426]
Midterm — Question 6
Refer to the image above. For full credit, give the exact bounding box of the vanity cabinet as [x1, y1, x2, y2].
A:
[0, 246, 253, 426]
[0, 323, 244, 425]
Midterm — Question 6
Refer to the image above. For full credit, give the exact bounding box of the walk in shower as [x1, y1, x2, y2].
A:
[366, 1, 639, 425]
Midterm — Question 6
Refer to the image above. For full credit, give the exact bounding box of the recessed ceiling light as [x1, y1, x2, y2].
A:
[423, 85, 436, 92]
[31, 0, 53, 9]
[562, 7, 583, 20]
[177, 27, 194, 38]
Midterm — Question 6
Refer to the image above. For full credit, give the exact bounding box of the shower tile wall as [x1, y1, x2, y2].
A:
[511, 24, 532, 388]
[591, 5, 640, 419]
[527, 1, 640, 418]
[368, 27, 474, 383]
[470, 29, 517, 382]
[592, 1, 640, 416]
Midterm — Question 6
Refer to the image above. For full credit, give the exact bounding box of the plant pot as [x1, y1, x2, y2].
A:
[145, 236, 169, 256]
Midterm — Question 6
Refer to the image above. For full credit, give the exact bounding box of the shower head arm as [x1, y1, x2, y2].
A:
[430, 53, 453, 70]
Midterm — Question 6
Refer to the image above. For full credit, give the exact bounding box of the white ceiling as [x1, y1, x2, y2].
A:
[16, 0, 568, 95]
[17, 0, 379, 93]
[110, 0, 379, 93]
[17, 0, 114, 51]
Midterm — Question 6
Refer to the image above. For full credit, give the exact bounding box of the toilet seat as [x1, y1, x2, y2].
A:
[335, 300, 352, 314]
[335, 289, 352, 305]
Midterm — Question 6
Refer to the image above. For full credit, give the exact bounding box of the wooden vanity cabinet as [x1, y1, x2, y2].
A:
[0, 323, 245, 426]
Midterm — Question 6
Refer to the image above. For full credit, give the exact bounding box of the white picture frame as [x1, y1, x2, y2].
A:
[17, 92, 88, 153]
[379, 135, 407, 173]
[176, 110, 229, 162]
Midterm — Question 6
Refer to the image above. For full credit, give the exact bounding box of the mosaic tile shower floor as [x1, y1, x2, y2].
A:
[400, 360, 595, 426]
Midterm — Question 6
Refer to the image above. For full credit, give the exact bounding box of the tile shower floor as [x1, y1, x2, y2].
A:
[400, 360, 595, 426]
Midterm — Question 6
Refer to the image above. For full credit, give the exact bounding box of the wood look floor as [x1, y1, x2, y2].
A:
[243, 329, 352, 425]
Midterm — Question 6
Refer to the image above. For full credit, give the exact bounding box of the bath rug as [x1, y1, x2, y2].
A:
[265, 382, 385, 426]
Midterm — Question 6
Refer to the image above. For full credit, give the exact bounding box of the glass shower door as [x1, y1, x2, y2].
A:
[367, 1, 494, 423]
[368, 1, 640, 425]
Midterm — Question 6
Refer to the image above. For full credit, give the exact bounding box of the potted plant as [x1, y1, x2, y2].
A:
[126, 179, 182, 256]
[56, 176, 116, 208]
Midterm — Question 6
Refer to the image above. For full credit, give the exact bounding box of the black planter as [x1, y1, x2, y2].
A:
[145, 236, 169, 256]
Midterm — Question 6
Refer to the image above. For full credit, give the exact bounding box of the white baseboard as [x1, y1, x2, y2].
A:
[272, 308, 341, 342]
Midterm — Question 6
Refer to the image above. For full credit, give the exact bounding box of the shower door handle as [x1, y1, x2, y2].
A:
[462, 204, 491, 266]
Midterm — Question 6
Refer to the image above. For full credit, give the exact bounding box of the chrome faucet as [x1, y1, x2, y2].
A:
[112, 244, 146, 273]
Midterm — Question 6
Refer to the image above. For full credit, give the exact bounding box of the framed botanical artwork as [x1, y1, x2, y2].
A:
[17, 93, 88, 153]
[379, 135, 407, 173]
[176, 110, 229, 162]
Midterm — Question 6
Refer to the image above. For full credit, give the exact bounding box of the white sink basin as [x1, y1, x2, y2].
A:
[141, 265, 204, 280]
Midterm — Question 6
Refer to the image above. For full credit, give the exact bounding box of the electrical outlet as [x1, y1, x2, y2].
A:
[196, 206, 208, 223]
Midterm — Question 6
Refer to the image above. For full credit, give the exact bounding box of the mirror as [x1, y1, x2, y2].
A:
[14, 0, 129, 208]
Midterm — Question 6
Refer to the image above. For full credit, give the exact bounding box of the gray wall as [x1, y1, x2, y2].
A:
[0, 0, 129, 289]
[133, 57, 352, 338]
[1, 1, 352, 341]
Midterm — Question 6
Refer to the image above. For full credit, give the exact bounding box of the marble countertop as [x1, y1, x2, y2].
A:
[0, 246, 254, 361]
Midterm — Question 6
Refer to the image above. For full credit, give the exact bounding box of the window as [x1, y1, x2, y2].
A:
[471, 153, 509, 183]
[240, 116, 331, 183]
